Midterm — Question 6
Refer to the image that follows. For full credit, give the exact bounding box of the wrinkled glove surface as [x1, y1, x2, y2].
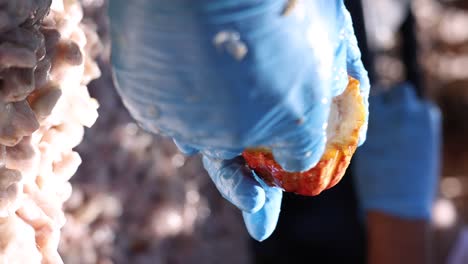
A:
[353, 83, 441, 220]
[109, 0, 369, 241]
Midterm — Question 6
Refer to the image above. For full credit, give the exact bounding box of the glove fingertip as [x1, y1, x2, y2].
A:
[238, 185, 266, 214]
[202, 156, 266, 213]
[243, 211, 271, 242]
[385, 82, 418, 105]
[242, 187, 282, 241]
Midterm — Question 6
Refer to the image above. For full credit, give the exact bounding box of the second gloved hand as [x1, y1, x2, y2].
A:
[109, 0, 370, 241]
[353, 83, 441, 220]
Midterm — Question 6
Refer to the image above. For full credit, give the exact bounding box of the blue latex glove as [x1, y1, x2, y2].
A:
[108, 0, 370, 240]
[353, 83, 441, 219]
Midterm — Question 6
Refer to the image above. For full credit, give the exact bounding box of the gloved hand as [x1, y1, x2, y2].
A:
[353, 83, 441, 219]
[108, 0, 370, 241]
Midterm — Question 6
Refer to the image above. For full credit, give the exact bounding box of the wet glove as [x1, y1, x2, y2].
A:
[108, 0, 370, 240]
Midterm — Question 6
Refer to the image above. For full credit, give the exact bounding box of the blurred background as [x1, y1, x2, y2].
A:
[59, 0, 468, 263]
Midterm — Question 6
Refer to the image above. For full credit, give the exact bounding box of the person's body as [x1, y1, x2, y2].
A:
[107, 1, 441, 263]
